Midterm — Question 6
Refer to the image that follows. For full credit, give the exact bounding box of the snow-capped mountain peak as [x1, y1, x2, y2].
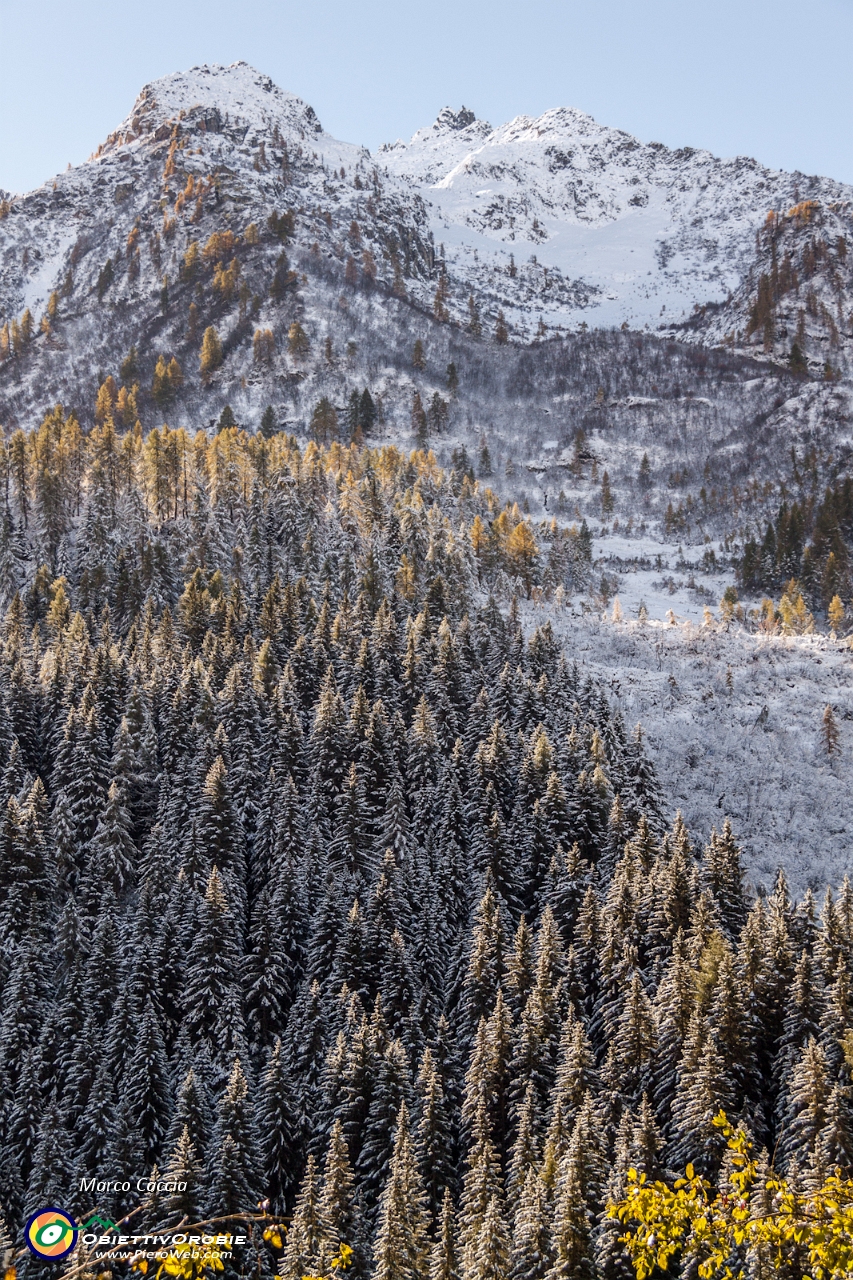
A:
[2, 58, 852, 431]
[381, 97, 853, 347]
[98, 61, 324, 159]
[380, 105, 492, 185]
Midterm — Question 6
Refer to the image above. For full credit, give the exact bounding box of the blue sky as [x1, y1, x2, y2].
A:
[1, 0, 852, 193]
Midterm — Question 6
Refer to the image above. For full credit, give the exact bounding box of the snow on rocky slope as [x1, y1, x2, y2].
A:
[3, 60, 853, 382]
[1, 63, 370, 324]
[0, 62, 447, 433]
[382, 100, 853, 358]
[0, 62, 847, 557]
[542, 604, 853, 897]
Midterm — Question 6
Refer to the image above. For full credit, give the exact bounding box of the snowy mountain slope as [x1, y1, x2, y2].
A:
[677, 194, 853, 376]
[0, 63, 843, 600]
[3, 61, 852, 389]
[380, 106, 493, 184]
[382, 104, 853, 357]
[0, 62, 372, 326]
[544, 604, 853, 897]
[0, 62, 451, 435]
[2, 64, 853, 895]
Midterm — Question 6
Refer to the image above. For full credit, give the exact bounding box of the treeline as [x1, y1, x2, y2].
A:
[0, 429, 851, 1280]
[0, 410, 593, 603]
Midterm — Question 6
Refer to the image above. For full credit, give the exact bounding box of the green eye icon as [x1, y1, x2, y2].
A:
[36, 1221, 71, 1246]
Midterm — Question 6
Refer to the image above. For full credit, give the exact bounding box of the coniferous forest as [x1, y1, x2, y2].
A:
[0, 420, 852, 1279]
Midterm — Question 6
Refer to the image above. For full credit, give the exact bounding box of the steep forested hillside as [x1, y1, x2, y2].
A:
[0, 427, 851, 1279]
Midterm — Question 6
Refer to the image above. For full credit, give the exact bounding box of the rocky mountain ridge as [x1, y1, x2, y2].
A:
[2, 64, 851, 346]
[0, 61, 850, 462]
[381, 96, 853, 361]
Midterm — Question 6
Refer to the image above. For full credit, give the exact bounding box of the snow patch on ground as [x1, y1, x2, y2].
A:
[540, 602, 853, 895]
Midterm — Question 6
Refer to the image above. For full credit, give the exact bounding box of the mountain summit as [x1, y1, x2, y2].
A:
[384, 100, 853, 342]
[100, 62, 325, 155]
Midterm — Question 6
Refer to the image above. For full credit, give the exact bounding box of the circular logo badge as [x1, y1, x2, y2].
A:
[25, 1208, 77, 1259]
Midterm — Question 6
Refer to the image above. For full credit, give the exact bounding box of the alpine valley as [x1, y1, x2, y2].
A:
[1, 62, 853, 1280]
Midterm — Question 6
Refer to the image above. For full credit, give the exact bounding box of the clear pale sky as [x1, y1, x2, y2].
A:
[1, 0, 852, 194]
